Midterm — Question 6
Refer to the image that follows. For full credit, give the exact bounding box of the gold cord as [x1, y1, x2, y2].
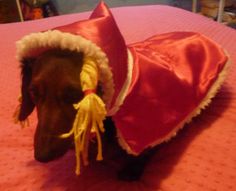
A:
[60, 57, 107, 175]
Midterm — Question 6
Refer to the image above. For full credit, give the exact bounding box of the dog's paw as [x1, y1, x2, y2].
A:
[117, 160, 145, 181]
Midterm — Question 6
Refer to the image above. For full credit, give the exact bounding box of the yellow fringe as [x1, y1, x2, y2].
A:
[60, 57, 107, 175]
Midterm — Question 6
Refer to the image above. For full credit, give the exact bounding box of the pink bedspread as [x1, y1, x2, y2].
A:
[0, 5, 236, 191]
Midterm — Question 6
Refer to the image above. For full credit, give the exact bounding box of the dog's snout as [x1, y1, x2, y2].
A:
[34, 144, 70, 162]
[34, 131, 72, 163]
[35, 149, 56, 163]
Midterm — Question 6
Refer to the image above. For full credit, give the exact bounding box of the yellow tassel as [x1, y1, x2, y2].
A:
[60, 57, 107, 175]
[13, 95, 30, 128]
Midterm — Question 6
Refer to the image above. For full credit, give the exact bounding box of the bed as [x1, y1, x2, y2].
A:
[0, 5, 236, 191]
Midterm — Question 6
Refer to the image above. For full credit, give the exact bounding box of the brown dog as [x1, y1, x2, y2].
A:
[21, 49, 84, 162]
[19, 49, 150, 181]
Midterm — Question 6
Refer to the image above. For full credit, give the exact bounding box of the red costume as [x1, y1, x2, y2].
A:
[17, 2, 229, 156]
[114, 32, 228, 154]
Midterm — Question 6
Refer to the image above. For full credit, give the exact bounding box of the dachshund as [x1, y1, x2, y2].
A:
[19, 49, 153, 181]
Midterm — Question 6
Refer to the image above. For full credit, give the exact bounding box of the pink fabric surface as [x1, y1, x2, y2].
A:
[0, 5, 236, 191]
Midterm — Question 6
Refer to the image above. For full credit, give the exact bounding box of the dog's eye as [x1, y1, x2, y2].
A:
[62, 87, 83, 104]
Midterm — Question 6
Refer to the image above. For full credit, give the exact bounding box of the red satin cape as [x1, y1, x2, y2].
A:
[113, 31, 228, 154]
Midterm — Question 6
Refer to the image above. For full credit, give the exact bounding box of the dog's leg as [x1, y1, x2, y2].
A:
[118, 149, 155, 181]
[103, 117, 117, 143]
[103, 117, 155, 181]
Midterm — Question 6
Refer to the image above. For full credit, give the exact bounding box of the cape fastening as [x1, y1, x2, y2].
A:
[59, 57, 107, 175]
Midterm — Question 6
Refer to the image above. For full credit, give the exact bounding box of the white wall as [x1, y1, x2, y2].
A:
[52, 0, 179, 15]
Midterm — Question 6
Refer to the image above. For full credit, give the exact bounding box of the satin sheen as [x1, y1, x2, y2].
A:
[113, 32, 228, 154]
[54, 2, 228, 154]
[54, 2, 128, 109]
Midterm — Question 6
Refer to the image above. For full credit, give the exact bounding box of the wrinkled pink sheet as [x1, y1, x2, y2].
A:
[0, 5, 236, 191]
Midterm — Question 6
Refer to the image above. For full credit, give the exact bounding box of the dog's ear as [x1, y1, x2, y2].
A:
[18, 58, 35, 121]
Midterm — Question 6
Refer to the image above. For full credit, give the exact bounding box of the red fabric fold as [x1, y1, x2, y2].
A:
[114, 32, 228, 154]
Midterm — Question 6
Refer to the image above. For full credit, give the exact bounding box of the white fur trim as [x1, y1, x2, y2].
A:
[117, 51, 231, 155]
[16, 30, 114, 107]
[117, 128, 137, 155]
[107, 49, 133, 116]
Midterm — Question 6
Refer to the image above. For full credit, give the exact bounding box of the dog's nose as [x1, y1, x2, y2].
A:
[34, 136, 72, 163]
[35, 150, 56, 163]
[34, 148, 67, 163]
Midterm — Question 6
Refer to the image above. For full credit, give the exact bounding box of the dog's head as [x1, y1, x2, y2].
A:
[19, 49, 84, 162]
